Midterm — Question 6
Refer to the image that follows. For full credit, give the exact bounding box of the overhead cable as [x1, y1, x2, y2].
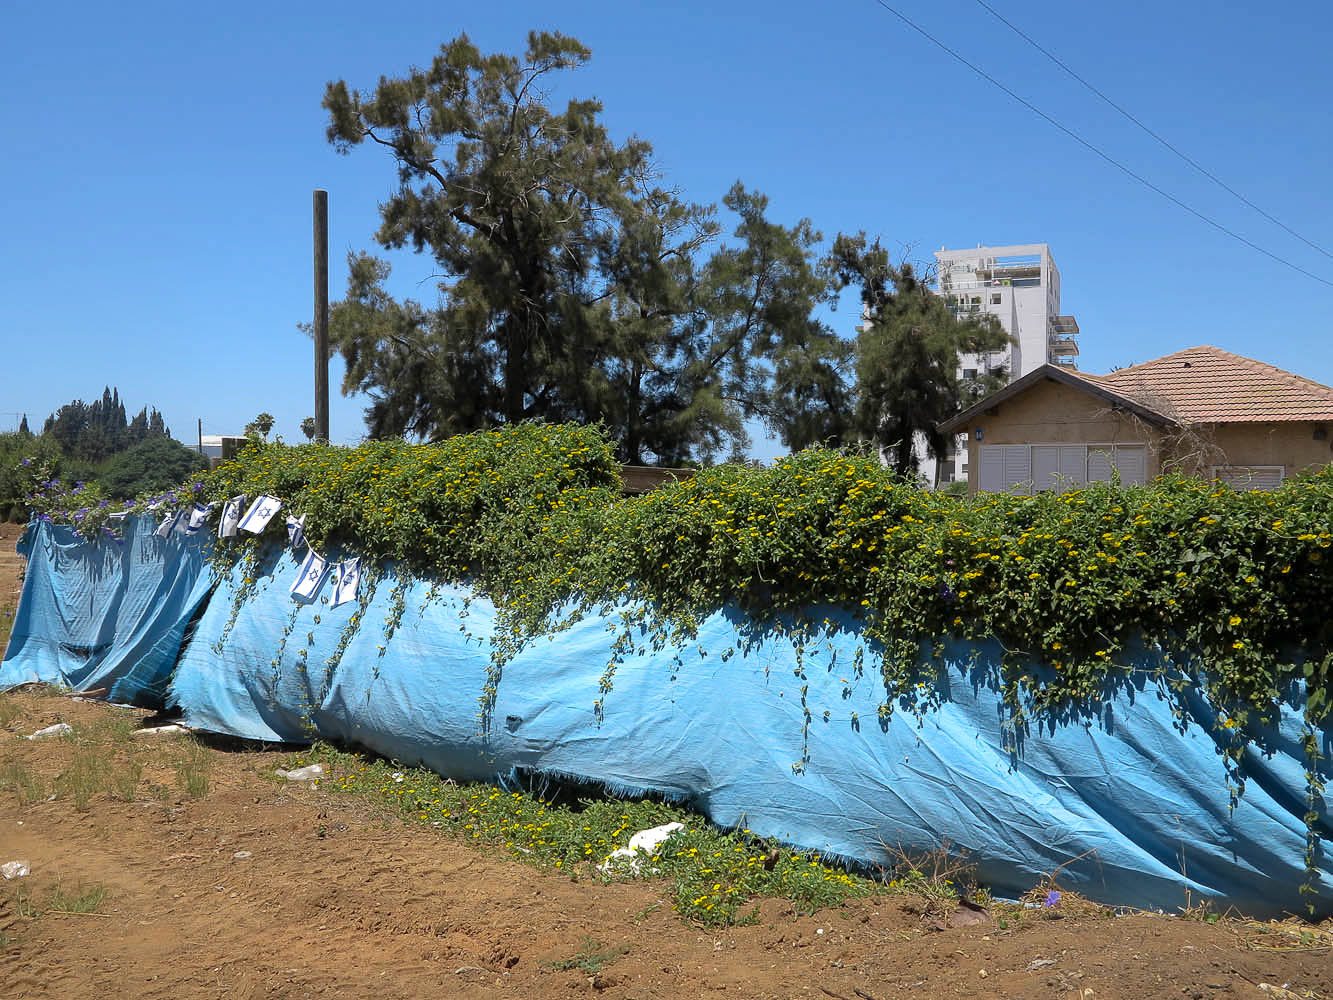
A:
[868, 0, 1333, 288]
[973, 0, 1332, 261]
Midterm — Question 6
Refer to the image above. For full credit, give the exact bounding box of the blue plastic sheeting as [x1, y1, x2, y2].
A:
[165, 540, 1333, 918]
[1, 518, 214, 705]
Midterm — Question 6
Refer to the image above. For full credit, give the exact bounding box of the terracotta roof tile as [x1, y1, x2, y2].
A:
[1071, 346, 1333, 423]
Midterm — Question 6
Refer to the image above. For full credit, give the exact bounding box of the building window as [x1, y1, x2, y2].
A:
[1212, 466, 1285, 491]
[962, 368, 977, 380]
[990, 293, 1001, 304]
[978, 443, 1147, 495]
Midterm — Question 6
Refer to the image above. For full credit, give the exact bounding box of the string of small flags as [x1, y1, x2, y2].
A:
[147, 493, 360, 608]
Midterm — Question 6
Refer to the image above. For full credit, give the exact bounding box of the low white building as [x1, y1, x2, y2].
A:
[198, 434, 248, 467]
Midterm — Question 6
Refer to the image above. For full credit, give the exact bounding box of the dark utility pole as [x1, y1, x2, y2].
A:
[314, 189, 330, 443]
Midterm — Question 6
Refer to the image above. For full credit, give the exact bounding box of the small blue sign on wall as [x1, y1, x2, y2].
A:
[974, 427, 983, 441]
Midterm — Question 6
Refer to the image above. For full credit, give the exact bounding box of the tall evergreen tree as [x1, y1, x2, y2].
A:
[700, 184, 852, 454]
[324, 32, 715, 443]
[828, 234, 1010, 476]
[43, 391, 169, 463]
[322, 33, 843, 464]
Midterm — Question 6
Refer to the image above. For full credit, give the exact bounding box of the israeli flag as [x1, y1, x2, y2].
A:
[218, 495, 245, 538]
[154, 511, 183, 537]
[238, 495, 282, 534]
[331, 557, 360, 609]
[290, 549, 330, 603]
[185, 503, 212, 534]
[286, 514, 307, 550]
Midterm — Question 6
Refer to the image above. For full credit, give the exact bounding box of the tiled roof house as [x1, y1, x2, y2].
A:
[938, 346, 1333, 493]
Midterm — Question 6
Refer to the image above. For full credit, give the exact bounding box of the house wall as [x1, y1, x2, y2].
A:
[961, 377, 1164, 491]
[959, 379, 1333, 491]
[1196, 423, 1333, 477]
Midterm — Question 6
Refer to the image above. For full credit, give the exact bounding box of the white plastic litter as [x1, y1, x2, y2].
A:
[27, 723, 72, 740]
[598, 822, 685, 874]
[275, 763, 326, 781]
[1, 861, 29, 879]
[131, 725, 189, 738]
[233, 850, 252, 860]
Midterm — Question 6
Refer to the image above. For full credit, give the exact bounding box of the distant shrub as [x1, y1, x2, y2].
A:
[100, 438, 208, 500]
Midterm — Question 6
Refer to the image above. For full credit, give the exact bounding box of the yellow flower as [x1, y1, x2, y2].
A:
[1228, 615, 1241, 626]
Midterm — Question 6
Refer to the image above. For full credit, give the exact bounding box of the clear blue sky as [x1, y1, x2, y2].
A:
[3, 1, 1330, 457]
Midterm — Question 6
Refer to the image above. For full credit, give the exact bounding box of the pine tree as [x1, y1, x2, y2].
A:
[321, 32, 831, 464]
[828, 234, 1010, 476]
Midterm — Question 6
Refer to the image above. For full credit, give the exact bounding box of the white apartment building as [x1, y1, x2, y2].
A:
[923, 243, 1081, 486]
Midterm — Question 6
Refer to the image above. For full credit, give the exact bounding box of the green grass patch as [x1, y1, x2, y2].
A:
[543, 936, 629, 974]
[0, 759, 46, 805]
[47, 881, 108, 914]
[173, 740, 213, 799]
[305, 743, 881, 926]
[20, 882, 108, 917]
[0, 695, 21, 730]
[112, 760, 143, 802]
[55, 746, 111, 811]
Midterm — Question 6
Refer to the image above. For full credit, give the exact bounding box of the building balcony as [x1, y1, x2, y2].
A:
[1049, 335, 1080, 358]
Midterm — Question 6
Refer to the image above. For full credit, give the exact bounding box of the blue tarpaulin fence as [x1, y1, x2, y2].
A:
[1, 517, 213, 704]
[3, 516, 1330, 916]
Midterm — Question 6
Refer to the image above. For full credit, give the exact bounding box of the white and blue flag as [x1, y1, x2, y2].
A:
[238, 495, 282, 534]
[154, 511, 183, 537]
[331, 557, 360, 609]
[218, 495, 245, 538]
[185, 503, 213, 534]
[291, 549, 330, 602]
[286, 514, 307, 550]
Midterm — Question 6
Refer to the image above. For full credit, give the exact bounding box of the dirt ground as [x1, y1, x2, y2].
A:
[2, 543, 1331, 1000]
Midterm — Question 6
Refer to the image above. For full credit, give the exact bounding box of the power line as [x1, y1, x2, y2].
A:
[973, 0, 1333, 261]
[867, 0, 1333, 289]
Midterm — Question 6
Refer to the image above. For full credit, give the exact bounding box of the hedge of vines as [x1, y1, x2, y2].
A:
[26, 421, 1333, 731]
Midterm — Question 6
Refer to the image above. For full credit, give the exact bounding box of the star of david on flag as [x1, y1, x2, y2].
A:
[286, 513, 307, 550]
[185, 503, 213, 534]
[218, 495, 246, 539]
[331, 557, 360, 608]
[290, 549, 330, 603]
[238, 495, 282, 534]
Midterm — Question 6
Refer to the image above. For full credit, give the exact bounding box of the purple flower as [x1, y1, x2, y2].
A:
[99, 499, 109, 508]
[192, 481, 204, 493]
[21, 457, 31, 466]
[1043, 890, 1061, 908]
